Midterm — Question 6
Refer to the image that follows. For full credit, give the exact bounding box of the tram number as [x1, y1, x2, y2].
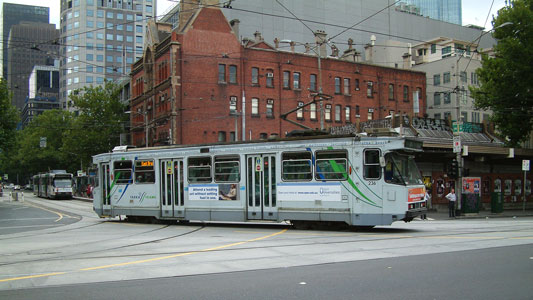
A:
[367, 181, 377, 185]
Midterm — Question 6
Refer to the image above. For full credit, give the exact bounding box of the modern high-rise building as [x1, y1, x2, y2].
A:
[21, 63, 61, 128]
[0, 3, 49, 79]
[398, 0, 462, 25]
[7, 22, 59, 111]
[59, 0, 156, 110]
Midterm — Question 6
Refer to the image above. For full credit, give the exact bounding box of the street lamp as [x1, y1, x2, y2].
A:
[125, 110, 148, 147]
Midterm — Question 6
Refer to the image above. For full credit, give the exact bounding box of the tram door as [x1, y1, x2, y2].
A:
[160, 159, 184, 218]
[246, 154, 277, 220]
[101, 163, 111, 215]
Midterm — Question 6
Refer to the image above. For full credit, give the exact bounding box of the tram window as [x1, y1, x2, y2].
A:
[363, 149, 381, 180]
[214, 156, 240, 183]
[114, 160, 133, 184]
[282, 151, 312, 181]
[134, 160, 155, 183]
[188, 157, 212, 183]
[315, 150, 348, 181]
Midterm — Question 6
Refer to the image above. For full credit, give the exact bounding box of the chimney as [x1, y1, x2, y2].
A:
[314, 30, 327, 58]
[253, 31, 263, 43]
[230, 19, 240, 40]
[290, 41, 295, 52]
[274, 38, 279, 49]
[179, 0, 200, 31]
[402, 53, 412, 69]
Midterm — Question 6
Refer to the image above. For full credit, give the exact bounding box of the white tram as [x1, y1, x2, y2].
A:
[32, 170, 73, 199]
[92, 135, 427, 227]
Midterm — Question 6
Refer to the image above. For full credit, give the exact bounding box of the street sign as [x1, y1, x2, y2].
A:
[40, 137, 47, 148]
[452, 121, 463, 133]
[523, 160, 530, 171]
[3, 174, 8, 180]
[453, 136, 461, 153]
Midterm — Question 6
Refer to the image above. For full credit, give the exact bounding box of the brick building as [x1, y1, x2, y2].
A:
[130, 4, 426, 147]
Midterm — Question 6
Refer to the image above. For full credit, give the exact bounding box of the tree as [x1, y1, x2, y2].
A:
[470, 0, 533, 147]
[0, 78, 18, 154]
[12, 110, 73, 179]
[63, 82, 128, 169]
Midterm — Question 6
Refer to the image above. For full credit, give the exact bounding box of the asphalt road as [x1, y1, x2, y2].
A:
[1, 244, 531, 300]
[1, 194, 532, 299]
[0, 196, 80, 235]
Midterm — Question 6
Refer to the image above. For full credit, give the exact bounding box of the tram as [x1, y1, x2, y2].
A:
[32, 170, 73, 199]
[92, 135, 427, 227]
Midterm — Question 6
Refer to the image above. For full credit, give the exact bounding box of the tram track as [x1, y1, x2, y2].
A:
[0, 224, 206, 267]
[1, 222, 531, 269]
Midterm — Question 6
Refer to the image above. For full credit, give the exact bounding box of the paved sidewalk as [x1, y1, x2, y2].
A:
[421, 209, 533, 221]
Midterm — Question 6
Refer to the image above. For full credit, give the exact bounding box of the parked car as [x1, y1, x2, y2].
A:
[14, 185, 21, 190]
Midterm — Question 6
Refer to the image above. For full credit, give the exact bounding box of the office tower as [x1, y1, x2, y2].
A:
[1, 3, 50, 79]
[21, 63, 61, 128]
[60, 0, 156, 110]
[7, 22, 59, 110]
[399, 0, 462, 25]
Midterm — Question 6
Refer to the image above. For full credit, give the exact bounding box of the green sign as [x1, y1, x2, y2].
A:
[452, 121, 463, 133]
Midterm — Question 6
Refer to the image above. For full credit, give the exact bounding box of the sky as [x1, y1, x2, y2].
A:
[0, 0, 507, 30]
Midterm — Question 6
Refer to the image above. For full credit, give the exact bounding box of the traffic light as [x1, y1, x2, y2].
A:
[449, 159, 459, 179]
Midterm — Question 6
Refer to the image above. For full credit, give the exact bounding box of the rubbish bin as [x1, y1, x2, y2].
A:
[491, 192, 504, 213]
[461, 193, 480, 214]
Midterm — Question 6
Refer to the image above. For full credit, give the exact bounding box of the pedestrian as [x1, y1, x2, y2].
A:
[421, 191, 430, 220]
[445, 188, 456, 218]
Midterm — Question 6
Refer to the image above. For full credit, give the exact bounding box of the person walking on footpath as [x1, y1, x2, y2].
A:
[446, 188, 456, 218]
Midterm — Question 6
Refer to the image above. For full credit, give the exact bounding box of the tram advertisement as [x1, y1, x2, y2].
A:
[189, 184, 239, 201]
[408, 187, 425, 202]
[277, 182, 341, 202]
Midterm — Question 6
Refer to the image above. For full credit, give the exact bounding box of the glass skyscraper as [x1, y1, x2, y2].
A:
[400, 0, 462, 25]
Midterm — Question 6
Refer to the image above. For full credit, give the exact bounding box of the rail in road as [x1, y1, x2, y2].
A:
[0, 193, 532, 290]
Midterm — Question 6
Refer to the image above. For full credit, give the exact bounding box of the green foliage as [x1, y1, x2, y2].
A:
[2, 82, 127, 183]
[470, 0, 533, 147]
[0, 78, 19, 153]
[62, 82, 128, 169]
[13, 110, 74, 177]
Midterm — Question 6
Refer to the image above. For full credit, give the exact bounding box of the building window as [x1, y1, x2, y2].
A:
[293, 72, 301, 89]
[431, 44, 436, 54]
[443, 72, 451, 84]
[335, 105, 341, 122]
[355, 79, 360, 90]
[251, 98, 259, 116]
[229, 96, 237, 115]
[266, 69, 274, 87]
[218, 64, 226, 83]
[443, 92, 451, 104]
[368, 109, 374, 120]
[266, 99, 274, 118]
[388, 84, 394, 100]
[107, 11, 113, 18]
[297, 102, 304, 119]
[136, 25, 143, 33]
[310, 74, 317, 91]
[325, 104, 331, 121]
[355, 105, 360, 117]
[310, 103, 317, 120]
[434, 92, 441, 106]
[283, 71, 290, 89]
[434, 74, 441, 86]
[345, 106, 351, 123]
[367, 81, 373, 97]
[442, 46, 452, 57]
[251, 67, 259, 85]
[229, 65, 237, 84]
[106, 34, 114, 40]
[86, 54, 93, 61]
[343, 78, 350, 95]
[460, 71, 467, 83]
[218, 131, 227, 142]
[334, 77, 341, 94]
[403, 86, 409, 102]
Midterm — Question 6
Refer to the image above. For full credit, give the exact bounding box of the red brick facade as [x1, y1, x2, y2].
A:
[130, 7, 426, 147]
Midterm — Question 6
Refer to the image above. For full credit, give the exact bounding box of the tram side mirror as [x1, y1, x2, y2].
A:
[379, 156, 386, 168]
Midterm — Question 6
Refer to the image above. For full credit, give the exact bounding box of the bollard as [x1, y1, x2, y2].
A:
[9, 192, 12, 202]
[21, 192, 24, 203]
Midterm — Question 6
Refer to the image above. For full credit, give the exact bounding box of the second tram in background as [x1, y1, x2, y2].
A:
[92, 134, 427, 228]
[33, 170, 73, 199]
